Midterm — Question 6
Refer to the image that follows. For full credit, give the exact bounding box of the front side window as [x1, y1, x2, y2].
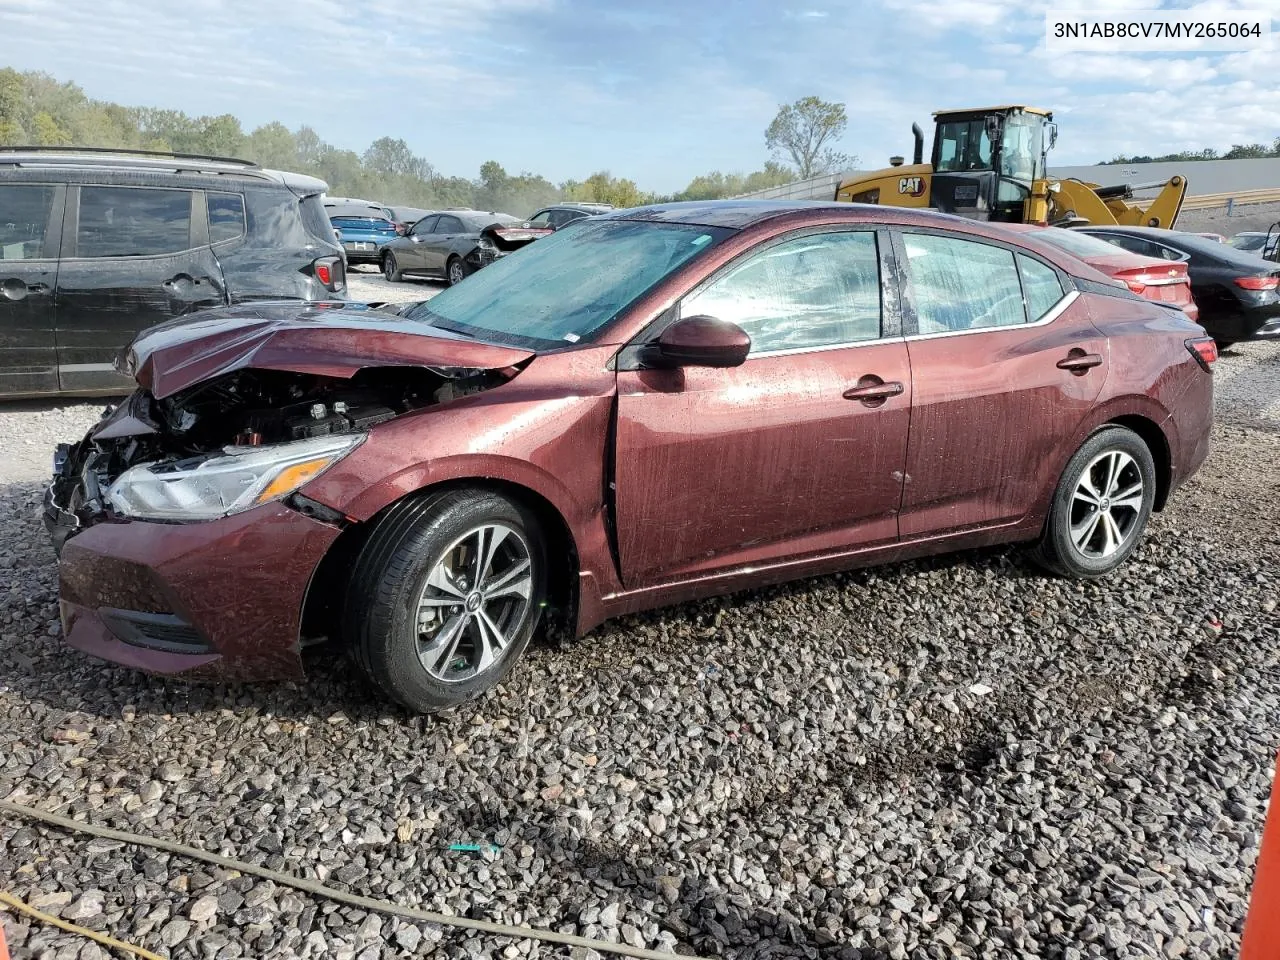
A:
[904, 233, 1025, 334]
[410, 216, 438, 236]
[528, 210, 552, 226]
[935, 120, 993, 173]
[207, 192, 246, 243]
[405, 219, 730, 348]
[0, 184, 56, 260]
[683, 231, 882, 354]
[78, 187, 192, 258]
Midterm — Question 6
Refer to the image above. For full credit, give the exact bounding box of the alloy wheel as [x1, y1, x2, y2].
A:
[448, 260, 465, 285]
[1068, 450, 1144, 559]
[383, 254, 396, 281]
[415, 523, 534, 683]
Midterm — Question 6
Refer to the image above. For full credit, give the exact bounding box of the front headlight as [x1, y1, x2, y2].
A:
[106, 433, 363, 521]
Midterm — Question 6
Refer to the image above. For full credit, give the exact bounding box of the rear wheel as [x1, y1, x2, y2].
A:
[446, 256, 469, 286]
[1031, 426, 1156, 578]
[345, 490, 546, 713]
[382, 252, 403, 282]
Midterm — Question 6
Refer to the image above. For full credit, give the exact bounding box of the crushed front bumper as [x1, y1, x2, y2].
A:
[46, 493, 341, 681]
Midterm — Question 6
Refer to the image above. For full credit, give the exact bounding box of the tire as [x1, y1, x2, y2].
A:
[1031, 425, 1157, 578]
[446, 256, 470, 286]
[382, 252, 403, 283]
[344, 490, 546, 713]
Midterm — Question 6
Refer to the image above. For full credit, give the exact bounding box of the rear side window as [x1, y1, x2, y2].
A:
[1018, 255, 1064, 321]
[78, 187, 192, 258]
[684, 231, 882, 354]
[208, 192, 246, 243]
[0, 184, 56, 260]
[904, 233, 1025, 333]
[436, 216, 464, 233]
[299, 194, 338, 244]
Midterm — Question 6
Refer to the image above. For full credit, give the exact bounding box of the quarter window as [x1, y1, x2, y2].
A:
[1018, 255, 1064, 321]
[78, 187, 192, 258]
[683, 231, 883, 355]
[207, 192, 246, 243]
[903, 233, 1025, 334]
[0, 184, 56, 260]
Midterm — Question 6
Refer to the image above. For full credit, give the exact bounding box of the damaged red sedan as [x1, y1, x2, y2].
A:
[45, 201, 1215, 713]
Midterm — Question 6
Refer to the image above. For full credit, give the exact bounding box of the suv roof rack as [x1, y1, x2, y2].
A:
[0, 145, 269, 179]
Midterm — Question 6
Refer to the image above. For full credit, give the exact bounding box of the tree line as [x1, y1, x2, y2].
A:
[0, 69, 858, 216]
[1103, 140, 1280, 164]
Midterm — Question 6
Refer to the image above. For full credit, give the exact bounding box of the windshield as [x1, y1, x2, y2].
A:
[405, 219, 731, 347]
[1229, 234, 1267, 253]
[1000, 113, 1045, 181]
[1031, 227, 1135, 258]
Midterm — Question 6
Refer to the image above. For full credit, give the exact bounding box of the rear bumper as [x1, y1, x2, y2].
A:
[50, 501, 341, 681]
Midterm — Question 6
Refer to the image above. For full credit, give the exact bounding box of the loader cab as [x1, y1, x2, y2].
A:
[930, 106, 1056, 223]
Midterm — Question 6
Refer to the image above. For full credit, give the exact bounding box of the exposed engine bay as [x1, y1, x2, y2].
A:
[47, 364, 512, 539]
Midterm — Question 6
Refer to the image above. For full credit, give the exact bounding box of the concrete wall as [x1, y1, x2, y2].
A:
[733, 158, 1280, 201]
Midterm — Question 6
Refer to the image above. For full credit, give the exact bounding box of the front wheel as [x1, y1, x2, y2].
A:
[344, 490, 546, 713]
[1031, 425, 1156, 578]
[382, 252, 403, 282]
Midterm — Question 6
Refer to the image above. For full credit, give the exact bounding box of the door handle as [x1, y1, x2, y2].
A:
[843, 377, 905, 406]
[1, 278, 49, 300]
[1057, 351, 1103, 374]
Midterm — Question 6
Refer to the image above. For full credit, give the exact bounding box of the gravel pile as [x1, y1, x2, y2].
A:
[2, 343, 1278, 960]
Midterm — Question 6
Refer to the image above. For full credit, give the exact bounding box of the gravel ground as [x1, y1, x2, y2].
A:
[2, 326, 1278, 959]
[1178, 200, 1280, 238]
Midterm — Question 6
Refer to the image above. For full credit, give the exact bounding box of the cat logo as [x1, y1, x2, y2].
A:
[898, 176, 926, 197]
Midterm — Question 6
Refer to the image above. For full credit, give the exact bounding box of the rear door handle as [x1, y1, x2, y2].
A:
[1057, 351, 1103, 373]
[843, 378, 905, 406]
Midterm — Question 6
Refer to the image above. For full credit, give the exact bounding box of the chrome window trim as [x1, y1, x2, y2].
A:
[903, 290, 1079, 342]
[748, 335, 899, 360]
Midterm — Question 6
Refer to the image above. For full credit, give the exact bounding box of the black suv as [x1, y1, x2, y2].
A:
[0, 147, 346, 397]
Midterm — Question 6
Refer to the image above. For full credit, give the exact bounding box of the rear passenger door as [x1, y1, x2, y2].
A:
[425, 215, 465, 274]
[894, 228, 1106, 537]
[0, 182, 64, 396]
[54, 184, 226, 393]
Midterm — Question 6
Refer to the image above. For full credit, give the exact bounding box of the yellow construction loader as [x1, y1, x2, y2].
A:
[834, 106, 1187, 228]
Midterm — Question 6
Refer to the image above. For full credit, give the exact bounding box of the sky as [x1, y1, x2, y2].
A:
[0, 0, 1276, 193]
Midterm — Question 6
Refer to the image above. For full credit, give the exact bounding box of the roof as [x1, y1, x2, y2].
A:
[934, 105, 1053, 117]
[604, 199, 985, 230]
[0, 148, 329, 194]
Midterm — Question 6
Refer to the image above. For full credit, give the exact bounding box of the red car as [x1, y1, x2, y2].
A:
[45, 202, 1216, 713]
[1001, 223, 1200, 322]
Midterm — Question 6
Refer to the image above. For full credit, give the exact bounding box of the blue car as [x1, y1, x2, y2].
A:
[329, 213, 399, 265]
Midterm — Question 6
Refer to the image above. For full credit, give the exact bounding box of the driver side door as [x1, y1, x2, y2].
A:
[401, 215, 438, 270]
[613, 227, 912, 588]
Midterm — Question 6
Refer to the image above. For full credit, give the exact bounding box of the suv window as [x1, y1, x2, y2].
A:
[0, 184, 56, 260]
[683, 230, 882, 354]
[208, 192, 246, 243]
[903, 233, 1025, 334]
[436, 215, 464, 233]
[78, 186, 192, 258]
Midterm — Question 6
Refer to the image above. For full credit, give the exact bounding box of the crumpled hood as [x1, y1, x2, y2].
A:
[123, 301, 535, 399]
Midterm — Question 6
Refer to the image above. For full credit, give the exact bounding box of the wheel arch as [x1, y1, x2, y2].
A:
[301, 476, 581, 651]
[1105, 413, 1173, 511]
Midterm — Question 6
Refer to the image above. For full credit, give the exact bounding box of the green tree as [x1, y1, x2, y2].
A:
[765, 96, 854, 178]
[32, 111, 70, 145]
[197, 114, 245, 157]
[1223, 143, 1272, 160]
[244, 122, 298, 169]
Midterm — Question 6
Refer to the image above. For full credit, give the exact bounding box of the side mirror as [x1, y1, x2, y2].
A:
[657, 316, 750, 368]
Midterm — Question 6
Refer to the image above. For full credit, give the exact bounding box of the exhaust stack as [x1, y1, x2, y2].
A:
[911, 123, 924, 165]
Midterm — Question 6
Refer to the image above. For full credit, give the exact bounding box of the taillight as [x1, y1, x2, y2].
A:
[1185, 337, 1217, 371]
[1234, 275, 1279, 291]
[1123, 278, 1146, 294]
[312, 256, 345, 293]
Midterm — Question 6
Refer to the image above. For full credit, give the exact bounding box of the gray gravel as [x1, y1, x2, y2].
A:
[2, 336, 1278, 960]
